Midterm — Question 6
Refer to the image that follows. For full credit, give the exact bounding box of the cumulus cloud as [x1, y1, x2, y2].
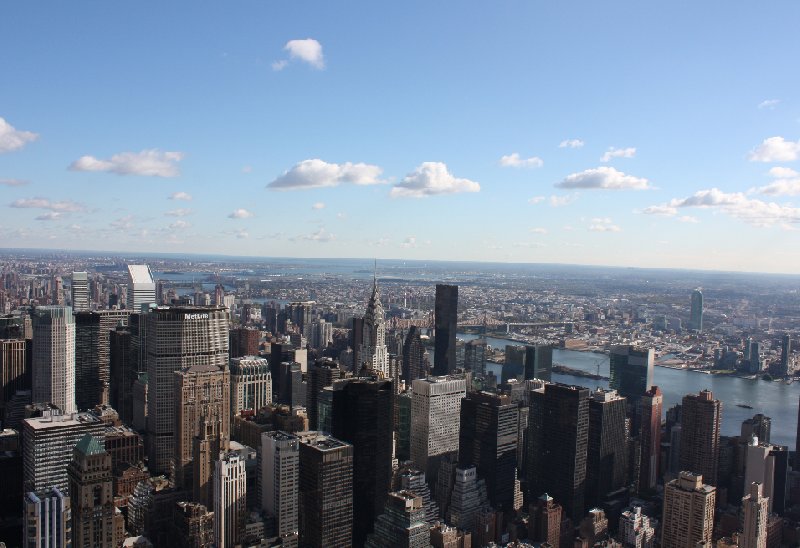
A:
[110, 215, 135, 230]
[169, 191, 192, 201]
[390, 162, 480, 198]
[274, 39, 324, 70]
[753, 167, 800, 196]
[530, 227, 548, 234]
[499, 153, 543, 168]
[10, 197, 85, 212]
[528, 196, 545, 205]
[758, 99, 780, 110]
[643, 187, 800, 227]
[228, 208, 254, 219]
[549, 194, 578, 207]
[588, 218, 622, 232]
[0, 178, 30, 187]
[678, 215, 699, 223]
[0, 117, 38, 153]
[70, 149, 184, 177]
[400, 236, 417, 248]
[268, 159, 383, 190]
[559, 139, 584, 149]
[600, 147, 636, 162]
[748, 137, 800, 162]
[35, 212, 63, 221]
[236, 229, 249, 239]
[312, 202, 326, 210]
[165, 208, 192, 217]
[556, 166, 650, 190]
[169, 220, 191, 230]
[297, 228, 335, 242]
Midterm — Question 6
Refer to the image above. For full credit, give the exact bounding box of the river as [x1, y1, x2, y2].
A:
[458, 333, 800, 447]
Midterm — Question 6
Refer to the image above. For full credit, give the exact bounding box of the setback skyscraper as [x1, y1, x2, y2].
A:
[402, 326, 427, 382]
[586, 388, 628, 508]
[433, 284, 458, 376]
[31, 306, 76, 414]
[359, 278, 389, 377]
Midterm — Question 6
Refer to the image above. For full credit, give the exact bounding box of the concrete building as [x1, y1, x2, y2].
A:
[298, 431, 353, 548]
[434, 284, 458, 376]
[744, 436, 788, 514]
[618, 506, 655, 548]
[679, 390, 721, 486]
[144, 306, 230, 476]
[306, 358, 342, 430]
[365, 490, 430, 548]
[24, 487, 72, 548]
[402, 326, 428, 382]
[230, 356, 272, 417]
[214, 451, 247, 548]
[31, 306, 76, 414]
[410, 376, 466, 478]
[0, 338, 27, 421]
[660, 472, 715, 548]
[172, 501, 214, 548]
[530, 493, 562, 548]
[70, 272, 90, 312]
[126, 265, 156, 312]
[261, 431, 299, 542]
[446, 466, 491, 534]
[741, 482, 768, 548]
[690, 289, 703, 332]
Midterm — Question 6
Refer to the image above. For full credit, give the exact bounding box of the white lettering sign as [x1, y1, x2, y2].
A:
[185, 313, 210, 320]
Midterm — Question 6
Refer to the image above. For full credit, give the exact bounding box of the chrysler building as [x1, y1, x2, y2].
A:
[360, 274, 389, 378]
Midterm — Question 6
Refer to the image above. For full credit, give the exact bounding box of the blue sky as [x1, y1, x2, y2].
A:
[2, 1, 800, 273]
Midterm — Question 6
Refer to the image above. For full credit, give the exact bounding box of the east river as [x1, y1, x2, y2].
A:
[458, 334, 800, 447]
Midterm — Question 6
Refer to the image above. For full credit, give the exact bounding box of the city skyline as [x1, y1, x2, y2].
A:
[2, 2, 800, 273]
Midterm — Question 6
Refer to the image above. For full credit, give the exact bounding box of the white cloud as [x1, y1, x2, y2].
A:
[600, 147, 636, 162]
[165, 208, 192, 217]
[228, 208, 254, 219]
[753, 166, 800, 196]
[643, 187, 800, 227]
[556, 166, 650, 190]
[268, 159, 383, 190]
[0, 117, 38, 153]
[758, 99, 780, 110]
[298, 228, 335, 242]
[236, 229, 249, 239]
[10, 197, 85, 212]
[588, 218, 622, 232]
[499, 152, 543, 168]
[678, 215, 699, 223]
[530, 227, 548, 234]
[35, 212, 63, 221]
[512, 241, 546, 248]
[549, 194, 578, 207]
[748, 137, 800, 162]
[312, 202, 326, 210]
[401, 236, 417, 248]
[70, 149, 184, 177]
[110, 215, 135, 230]
[169, 220, 191, 230]
[559, 139, 584, 149]
[275, 39, 325, 70]
[0, 178, 30, 186]
[528, 196, 545, 204]
[169, 191, 192, 201]
[390, 162, 480, 198]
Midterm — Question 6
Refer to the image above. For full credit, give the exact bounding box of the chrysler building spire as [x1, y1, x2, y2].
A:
[360, 263, 389, 378]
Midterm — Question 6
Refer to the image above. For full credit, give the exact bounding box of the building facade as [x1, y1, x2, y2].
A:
[661, 471, 715, 548]
[410, 376, 466, 477]
[679, 390, 721, 486]
[261, 431, 299, 541]
[214, 451, 247, 548]
[32, 306, 76, 414]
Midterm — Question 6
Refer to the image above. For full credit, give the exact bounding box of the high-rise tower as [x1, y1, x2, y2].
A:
[690, 289, 703, 332]
[679, 390, 721, 486]
[126, 264, 157, 312]
[639, 386, 663, 493]
[74, 309, 130, 410]
[214, 450, 247, 548]
[402, 326, 427, 382]
[359, 278, 389, 378]
[586, 388, 628, 508]
[261, 431, 300, 543]
[741, 482, 769, 548]
[410, 376, 466, 478]
[70, 272, 90, 312]
[524, 344, 553, 381]
[31, 306, 76, 414]
[433, 284, 458, 376]
[609, 345, 653, 408]
[661, 471, 715, 548]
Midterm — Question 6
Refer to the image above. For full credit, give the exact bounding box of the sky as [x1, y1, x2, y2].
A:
[1, 1, 800, 273]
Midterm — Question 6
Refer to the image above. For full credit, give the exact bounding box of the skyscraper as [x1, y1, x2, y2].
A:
[639, 386, 663, 493]
[261, 431, 299, 542]
[332, 378, 394, 546]
[31, 306, 76, 414]
[230, 356, 272, 417]
[24, 487, 72, 548]
[68, 434, 124, 548]
[0, 338, 27, 421]
[586, 388, 628, 508]
[609, 345, 654, 407]
[23, 411, 106, 495]
[109, 325, 134, 424]
[70, 271, 89, 312]
[690, 289, 703, 332]
[214, 450, 247, 548]
[410, 376, 466, 478]
[433, 284, 458, 376]
[145, 306, 230, 476]
[175, 363, 230, 507]
[530, 493, 562, 548]
[780, 334, 792, 377]
[458, 391, 519, 512]
[359, 278, 389, 377]
[298, 432, 353, 548]
[365, 490, 430, 547]
[126, 264, 157, 312]
[74, 309, 130, 410]
[464, 338, 487, 376]
[306, 358, 342, 430]
[402, 326, 427, 382]
[661, 471, 715, 548]
[527, 383, 590, 520]
[679, 390, 721, 486]
[741, 482, 769, 548]
[618, 506, 655, 548]
[741, 414, 771, 445]
[524, 344, 553, 381]
[744, 437, 789, 515]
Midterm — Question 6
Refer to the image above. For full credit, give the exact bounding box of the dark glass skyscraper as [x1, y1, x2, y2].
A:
[74, 310, 130, 411]
[690, 288, 703, 332]
[524, 345, 553, 381]
[527, 383, 590, 520]
[401, 326, 427, 382]
[433, 284, 458, 376]
[609, 345, 654, 406]
[458, 391, 519, 512]
[585, 389, 628, 508]
[332, 378, 394, 546]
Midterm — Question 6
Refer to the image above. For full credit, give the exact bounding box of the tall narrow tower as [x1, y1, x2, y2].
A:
[359, 277, 389, 377]
[31, 306, 76, 414]
[741, 482, 769, 548]
[690, 289, 703, 332]
[71, 272, 90, 312]
[214, 451, 247, 548]
[126, 264, 156, 312]
[661, 471, 715, 548]
[434, 284, 458, 376]
[639, 386, 663, 493]
[680, 390, 721, 486]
